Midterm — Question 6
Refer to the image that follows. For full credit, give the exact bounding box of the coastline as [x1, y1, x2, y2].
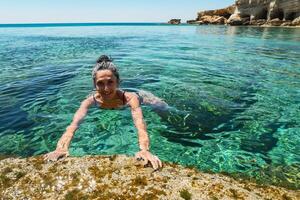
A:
[1, 155, 299, 199]
[172, 1, 300, 28]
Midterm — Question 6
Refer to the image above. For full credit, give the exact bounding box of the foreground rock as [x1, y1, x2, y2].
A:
[0, 155, 299, 199]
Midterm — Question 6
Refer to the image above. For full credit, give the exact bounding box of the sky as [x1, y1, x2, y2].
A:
[0, 0, 235, 24]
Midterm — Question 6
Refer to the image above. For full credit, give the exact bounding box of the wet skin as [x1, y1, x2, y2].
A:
[44, 70, 162, 170]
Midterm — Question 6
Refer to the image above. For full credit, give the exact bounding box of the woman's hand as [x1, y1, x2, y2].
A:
[135, 150, 162, 170]
[43, 149, 69, 161]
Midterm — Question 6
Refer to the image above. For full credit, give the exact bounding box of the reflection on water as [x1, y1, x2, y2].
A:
[224, 26, 300, 40]
[0, 25, 299, 189]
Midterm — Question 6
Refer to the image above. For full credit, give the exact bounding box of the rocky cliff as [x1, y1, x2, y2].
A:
[1, 155, 300, 199]
[187, 5, 235, 25]
[228, 0, 300, 26]
[187, 0, 300, 26]
[235, 0, 300, 20]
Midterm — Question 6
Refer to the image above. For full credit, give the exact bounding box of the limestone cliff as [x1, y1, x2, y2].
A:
[235, 0, 300, 21]
[188, 0, 300, 26]
[1, 155, 299, 199]
[187, 5, 235, 25]
[197, 5, 236, 20]
[228, 0, 300, 26]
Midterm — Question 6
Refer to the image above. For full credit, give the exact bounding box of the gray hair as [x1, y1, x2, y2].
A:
[92, 55, 120, 86]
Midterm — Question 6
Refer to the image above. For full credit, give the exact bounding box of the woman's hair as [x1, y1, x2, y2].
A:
[92, 55, 120, 87]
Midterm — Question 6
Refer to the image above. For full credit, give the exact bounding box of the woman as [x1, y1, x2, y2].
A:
[44, 55, 163, 170]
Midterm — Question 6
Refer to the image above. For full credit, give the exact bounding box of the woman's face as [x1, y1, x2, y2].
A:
[95, 70, 118, 100]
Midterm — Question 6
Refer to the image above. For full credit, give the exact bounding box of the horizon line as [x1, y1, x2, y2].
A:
[0, 22, 168, 25]
[0, 22, 194, 28]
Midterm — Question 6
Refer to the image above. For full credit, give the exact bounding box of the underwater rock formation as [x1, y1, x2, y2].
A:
[228, 0, 300, 26]
[0, 155, 299, 199]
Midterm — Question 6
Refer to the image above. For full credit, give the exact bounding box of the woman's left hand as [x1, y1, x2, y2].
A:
[135, 150, 162, 170]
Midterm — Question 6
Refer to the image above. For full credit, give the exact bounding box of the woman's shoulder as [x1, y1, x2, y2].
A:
[123, 91, 140, 107]
[124, 91, 138, 98]
[81, 93, 96, 107]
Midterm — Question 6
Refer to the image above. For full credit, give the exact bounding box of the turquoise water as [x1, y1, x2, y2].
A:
[0, 24, 299, 189]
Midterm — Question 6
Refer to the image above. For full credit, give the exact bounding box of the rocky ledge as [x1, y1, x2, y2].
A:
[1, 155, 299, 200]
[187, 5, 235, 25]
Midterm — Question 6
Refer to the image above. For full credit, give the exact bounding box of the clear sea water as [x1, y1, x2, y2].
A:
[0, 24, 299, 189]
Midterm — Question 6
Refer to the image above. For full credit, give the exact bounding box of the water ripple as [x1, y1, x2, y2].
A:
[0, 25, 299, 189]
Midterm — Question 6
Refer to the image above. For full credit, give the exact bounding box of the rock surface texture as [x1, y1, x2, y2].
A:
[228, 0, 300, 26]
[187, 1, 300, 26]
[187, 6, 235, 25]
[1, 155, 299, 200]
[168, 19, 181, 25]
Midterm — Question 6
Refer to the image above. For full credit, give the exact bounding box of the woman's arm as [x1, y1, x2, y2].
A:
[127, 93, 162, 169]
[44, 96, 94, 161]
[130, 103, 149, 151]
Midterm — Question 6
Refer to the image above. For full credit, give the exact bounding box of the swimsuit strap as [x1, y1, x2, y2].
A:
[93, 91, 126, 108]
[93, 93, 101, 107]
[122, 91, 126, 105]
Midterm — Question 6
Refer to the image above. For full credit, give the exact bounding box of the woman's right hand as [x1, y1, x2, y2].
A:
[43, 150, 69, 161]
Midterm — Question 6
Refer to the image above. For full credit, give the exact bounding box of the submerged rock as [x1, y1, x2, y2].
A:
[0, 155, 299, 199]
